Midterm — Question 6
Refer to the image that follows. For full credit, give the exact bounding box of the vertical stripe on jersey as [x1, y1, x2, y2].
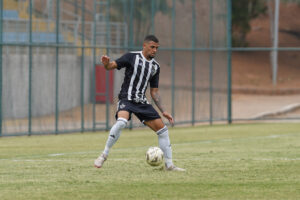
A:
[127, 55, 139, 100]
[140, 62, 153, 102]
[135, 59, 146, 100]
[132, 58, 143, 97]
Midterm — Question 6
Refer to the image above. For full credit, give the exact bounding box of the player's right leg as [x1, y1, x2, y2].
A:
[144, 118, 186, 172]
[94, 110, 129, 168]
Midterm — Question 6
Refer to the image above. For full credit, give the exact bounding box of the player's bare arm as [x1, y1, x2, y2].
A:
[150, 88, 165, 113]
[101, 55, 118, 70]
[150, 88, 174, 125]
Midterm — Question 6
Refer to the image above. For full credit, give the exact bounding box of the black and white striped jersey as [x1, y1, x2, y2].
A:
[115, 51, 160, 104]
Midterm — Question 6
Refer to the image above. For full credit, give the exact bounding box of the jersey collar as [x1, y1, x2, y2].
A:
[140, 51, 154, 63]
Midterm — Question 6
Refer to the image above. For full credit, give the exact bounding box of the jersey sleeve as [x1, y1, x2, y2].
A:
[150, 67, 160, 88]
[115, 53, 132, 70]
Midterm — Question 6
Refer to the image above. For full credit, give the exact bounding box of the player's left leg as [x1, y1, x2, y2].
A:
[145, 119, 172, 167]
[144, 119, 185, 171]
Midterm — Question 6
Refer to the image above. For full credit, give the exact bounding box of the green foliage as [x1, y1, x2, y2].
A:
[232, 0, 267, 47]
[282, 0, 300, 4]
[109, 0, 172, 45]
[1, 123, 300, 199]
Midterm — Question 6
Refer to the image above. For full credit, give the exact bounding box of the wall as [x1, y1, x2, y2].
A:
[2, 49, 93, 119]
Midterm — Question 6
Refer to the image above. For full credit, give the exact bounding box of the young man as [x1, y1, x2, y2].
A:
[94, 35, 185, 171]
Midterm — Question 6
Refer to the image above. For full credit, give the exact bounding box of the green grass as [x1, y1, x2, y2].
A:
[0, 123, 300, 200]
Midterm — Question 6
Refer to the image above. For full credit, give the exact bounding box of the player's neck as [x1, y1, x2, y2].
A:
[142, 51, 151, 61]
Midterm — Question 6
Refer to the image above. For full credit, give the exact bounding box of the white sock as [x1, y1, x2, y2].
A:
[102, 118, 127, 156]
[157, 126, 173, 168]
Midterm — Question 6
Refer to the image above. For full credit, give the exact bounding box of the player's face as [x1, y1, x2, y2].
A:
[143, 41, 159, 60]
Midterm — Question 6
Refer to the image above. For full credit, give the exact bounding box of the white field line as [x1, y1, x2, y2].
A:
[11, 159, 68, 162]
[173, 133, 299, 146]
[252, 158, 300, 161]
[179, 158, 300, 161]
[0, 133, 299, 162]
[8, 157, 300, 163]
[10, 158, 136, 162]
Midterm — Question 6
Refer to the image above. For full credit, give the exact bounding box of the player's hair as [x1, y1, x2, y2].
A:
[144, 35, 159, 43]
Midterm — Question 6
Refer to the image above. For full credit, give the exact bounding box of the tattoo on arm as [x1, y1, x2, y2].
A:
[152, 92, 165, 113]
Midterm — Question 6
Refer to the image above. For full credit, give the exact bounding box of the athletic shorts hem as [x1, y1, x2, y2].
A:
[141, 116, 161, 124]
[115, 109, 132, 121]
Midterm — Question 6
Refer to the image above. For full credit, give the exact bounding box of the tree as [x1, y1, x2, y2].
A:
[232, 0, 267, 47]
[109, 0, 174, 46]
[282, 0, 300, 5]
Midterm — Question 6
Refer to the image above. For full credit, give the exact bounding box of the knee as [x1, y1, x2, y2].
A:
[109, 118, 128, 138]
[116, 117, 127, 129]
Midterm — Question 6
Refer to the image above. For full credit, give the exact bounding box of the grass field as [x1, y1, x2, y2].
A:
[0, 123, 300, 200]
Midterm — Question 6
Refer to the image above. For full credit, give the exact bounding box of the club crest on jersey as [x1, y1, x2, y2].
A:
[151, 65, 157, 76]
[119, 103, 126, 109]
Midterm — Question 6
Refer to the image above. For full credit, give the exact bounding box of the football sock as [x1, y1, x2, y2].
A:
[103, 118, 127, 156]
[157, 126, 173, 168]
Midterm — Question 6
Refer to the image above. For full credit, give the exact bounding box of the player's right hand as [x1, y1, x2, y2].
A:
[101, 55, 110, 66]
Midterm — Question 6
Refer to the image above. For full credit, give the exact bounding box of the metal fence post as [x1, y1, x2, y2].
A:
[105, 0, 111, 131]
[0, 0, 3, 136]
[129, 0, 134, 130]
[92, 0, 97, 132]
[191, 0, 196, 126]
[209, 0, 214, 125]
[81, 0, 85, 133]
[151, 0, 155, 34]
[55, 0, 60, 134]
[171, 0, 175, 125]
[129, 0, 134, 51]
[272, 0, 280, 85]
[227, 0, 232, 124]
[28, 0, 33, 136]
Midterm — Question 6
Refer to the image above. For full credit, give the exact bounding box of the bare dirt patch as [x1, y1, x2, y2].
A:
[232, 3, 300, 119]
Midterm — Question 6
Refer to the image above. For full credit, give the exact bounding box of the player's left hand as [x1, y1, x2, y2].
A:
[162, 111, 174, 126]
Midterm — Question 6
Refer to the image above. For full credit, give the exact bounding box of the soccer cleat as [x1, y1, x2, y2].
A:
[94, 153, 107, 168]
[165, 164, 186, 172]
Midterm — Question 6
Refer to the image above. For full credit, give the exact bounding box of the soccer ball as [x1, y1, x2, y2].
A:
[146, 147, 164, 166]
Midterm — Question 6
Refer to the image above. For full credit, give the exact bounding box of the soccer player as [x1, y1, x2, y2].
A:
[94, 35, 185, 171]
